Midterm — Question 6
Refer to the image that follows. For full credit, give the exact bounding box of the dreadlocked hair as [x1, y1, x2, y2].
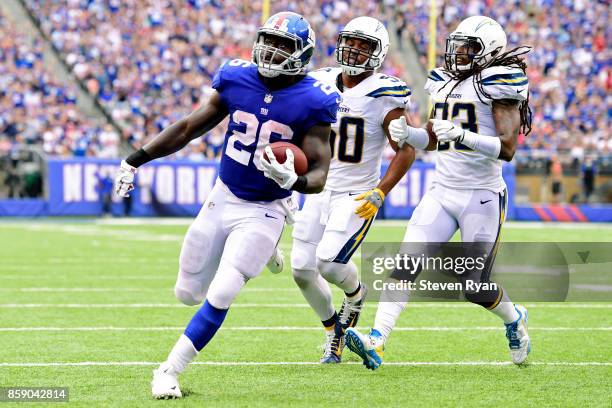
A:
[439, 46, 533, 136]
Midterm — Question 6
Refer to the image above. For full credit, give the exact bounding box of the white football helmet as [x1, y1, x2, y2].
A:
[335, 16, 390, 76]
[445, 16, 507, 73]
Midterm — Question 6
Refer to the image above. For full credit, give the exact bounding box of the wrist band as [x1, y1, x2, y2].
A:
[291, 176, 308, 192]
[126, 148, 152, 168]
[459, 130, 501, 159]
[407, 127, 430, 150]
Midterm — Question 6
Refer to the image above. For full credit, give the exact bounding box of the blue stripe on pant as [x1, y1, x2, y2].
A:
[332, 218, 373, 264]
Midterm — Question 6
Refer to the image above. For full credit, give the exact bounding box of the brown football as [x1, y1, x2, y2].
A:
[265, 141, 308, 175]
[425, 120, 438, 151]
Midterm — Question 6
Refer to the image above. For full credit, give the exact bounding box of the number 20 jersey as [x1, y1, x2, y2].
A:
[426, 65, 529, 193]
[308, 67, 411, 192]
[212, 59, 340, 202]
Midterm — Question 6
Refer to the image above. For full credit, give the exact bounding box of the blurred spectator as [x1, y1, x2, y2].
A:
[96, 168, 114, 216]
[2, 149, 43, 198]
[549, 155, 564, 203]
[582, 156, 597, 202]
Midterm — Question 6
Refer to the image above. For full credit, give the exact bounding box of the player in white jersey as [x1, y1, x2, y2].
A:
[346, 16, 533, 369]
[291, 17, 416, 364]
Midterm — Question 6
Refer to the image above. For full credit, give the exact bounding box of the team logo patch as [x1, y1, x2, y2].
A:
[208, 201, 215, 209]
[268, 15, 289, 32]
[264, 94, 273, 103]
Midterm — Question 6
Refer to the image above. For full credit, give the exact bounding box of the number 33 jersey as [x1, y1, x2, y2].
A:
[308, 67, 411, 192]
[426, 65, 529, 193]
[212, 59, 340, 202]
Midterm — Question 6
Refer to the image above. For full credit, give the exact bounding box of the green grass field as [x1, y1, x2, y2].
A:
[1, 219, 611, 407]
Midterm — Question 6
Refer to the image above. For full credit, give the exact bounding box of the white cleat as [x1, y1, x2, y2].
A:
[151, 362, 182, 399]
[505, 304, 531, 365]
[266, 247, 284, 274]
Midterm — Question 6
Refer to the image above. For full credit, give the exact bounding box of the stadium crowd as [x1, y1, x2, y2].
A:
[397, 0, 610, 169]
[1, 0, 608, 170]
[0, 12, 118, 159]
[21, 0, 406, 160]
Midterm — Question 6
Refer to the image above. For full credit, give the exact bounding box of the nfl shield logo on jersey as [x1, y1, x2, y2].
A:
[264, 94, 273, 103]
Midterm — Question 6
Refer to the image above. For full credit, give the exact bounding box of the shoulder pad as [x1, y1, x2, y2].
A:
[480, 66, 528, 101]
[365, 74, 411, 99]
[225, 59, 255, 69]
[308, 67, 341, 85]
[427, 68, 447, 82]
[424, 67, 450, 96]
[212, 59, 255, 92]
[481, 66, 528, 87]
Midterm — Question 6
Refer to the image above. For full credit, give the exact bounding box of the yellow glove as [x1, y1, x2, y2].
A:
[354, 188, 385, 219]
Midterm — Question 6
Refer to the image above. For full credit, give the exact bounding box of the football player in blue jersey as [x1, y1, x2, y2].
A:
[113, 12, 340, 399]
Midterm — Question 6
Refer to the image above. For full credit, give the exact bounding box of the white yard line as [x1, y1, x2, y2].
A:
[90, 218, 612, 229]
[0, 361, 609, 367]
[2, 219, 611, 230]
[0, 287, 298, 293]
[0, 326, 610, 332]
[1, 286, 610, 294]
[0, 276, 176, 281]
[0, 303, 610, 308]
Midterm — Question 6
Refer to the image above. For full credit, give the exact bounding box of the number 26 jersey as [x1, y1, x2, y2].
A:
[212, 59, 340, 202]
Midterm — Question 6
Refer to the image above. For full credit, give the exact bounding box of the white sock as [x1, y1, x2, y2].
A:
[165, 334, 199, 374]
[346, 282, 363, 305]
[490, 301, 520, 324]
[489, 288, 519, 324]
[373, 279, 410, 340]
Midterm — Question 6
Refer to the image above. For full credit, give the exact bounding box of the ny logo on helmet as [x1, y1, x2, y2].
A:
[269, 15, 290, 32]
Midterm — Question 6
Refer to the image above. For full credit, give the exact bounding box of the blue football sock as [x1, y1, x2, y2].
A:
[184, 300, 228, 351]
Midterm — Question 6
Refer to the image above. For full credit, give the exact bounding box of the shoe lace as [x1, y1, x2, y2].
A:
[338, 300, 351, 327]
[338, 295, 365, 328]
[505, 322, 520, 349]
[322, 330, 341, 358]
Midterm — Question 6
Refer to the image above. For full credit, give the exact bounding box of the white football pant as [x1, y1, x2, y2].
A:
[174, 179, 287, 309]
[291, 189, 372, 320]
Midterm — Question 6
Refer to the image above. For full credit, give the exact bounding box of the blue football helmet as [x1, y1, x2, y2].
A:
[252, 12, 315, 77]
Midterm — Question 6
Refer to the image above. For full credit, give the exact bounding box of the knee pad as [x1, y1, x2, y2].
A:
[174, 279, 204, 306]
[316, 257, 347, 285]
[292, 267, 317, 289]
[316, 258, 335, 279]
[179, 227, 211, 275]
[290, 238, 317, 271]
[206, 263, 248, 309]
[316, 258, 359, 292]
